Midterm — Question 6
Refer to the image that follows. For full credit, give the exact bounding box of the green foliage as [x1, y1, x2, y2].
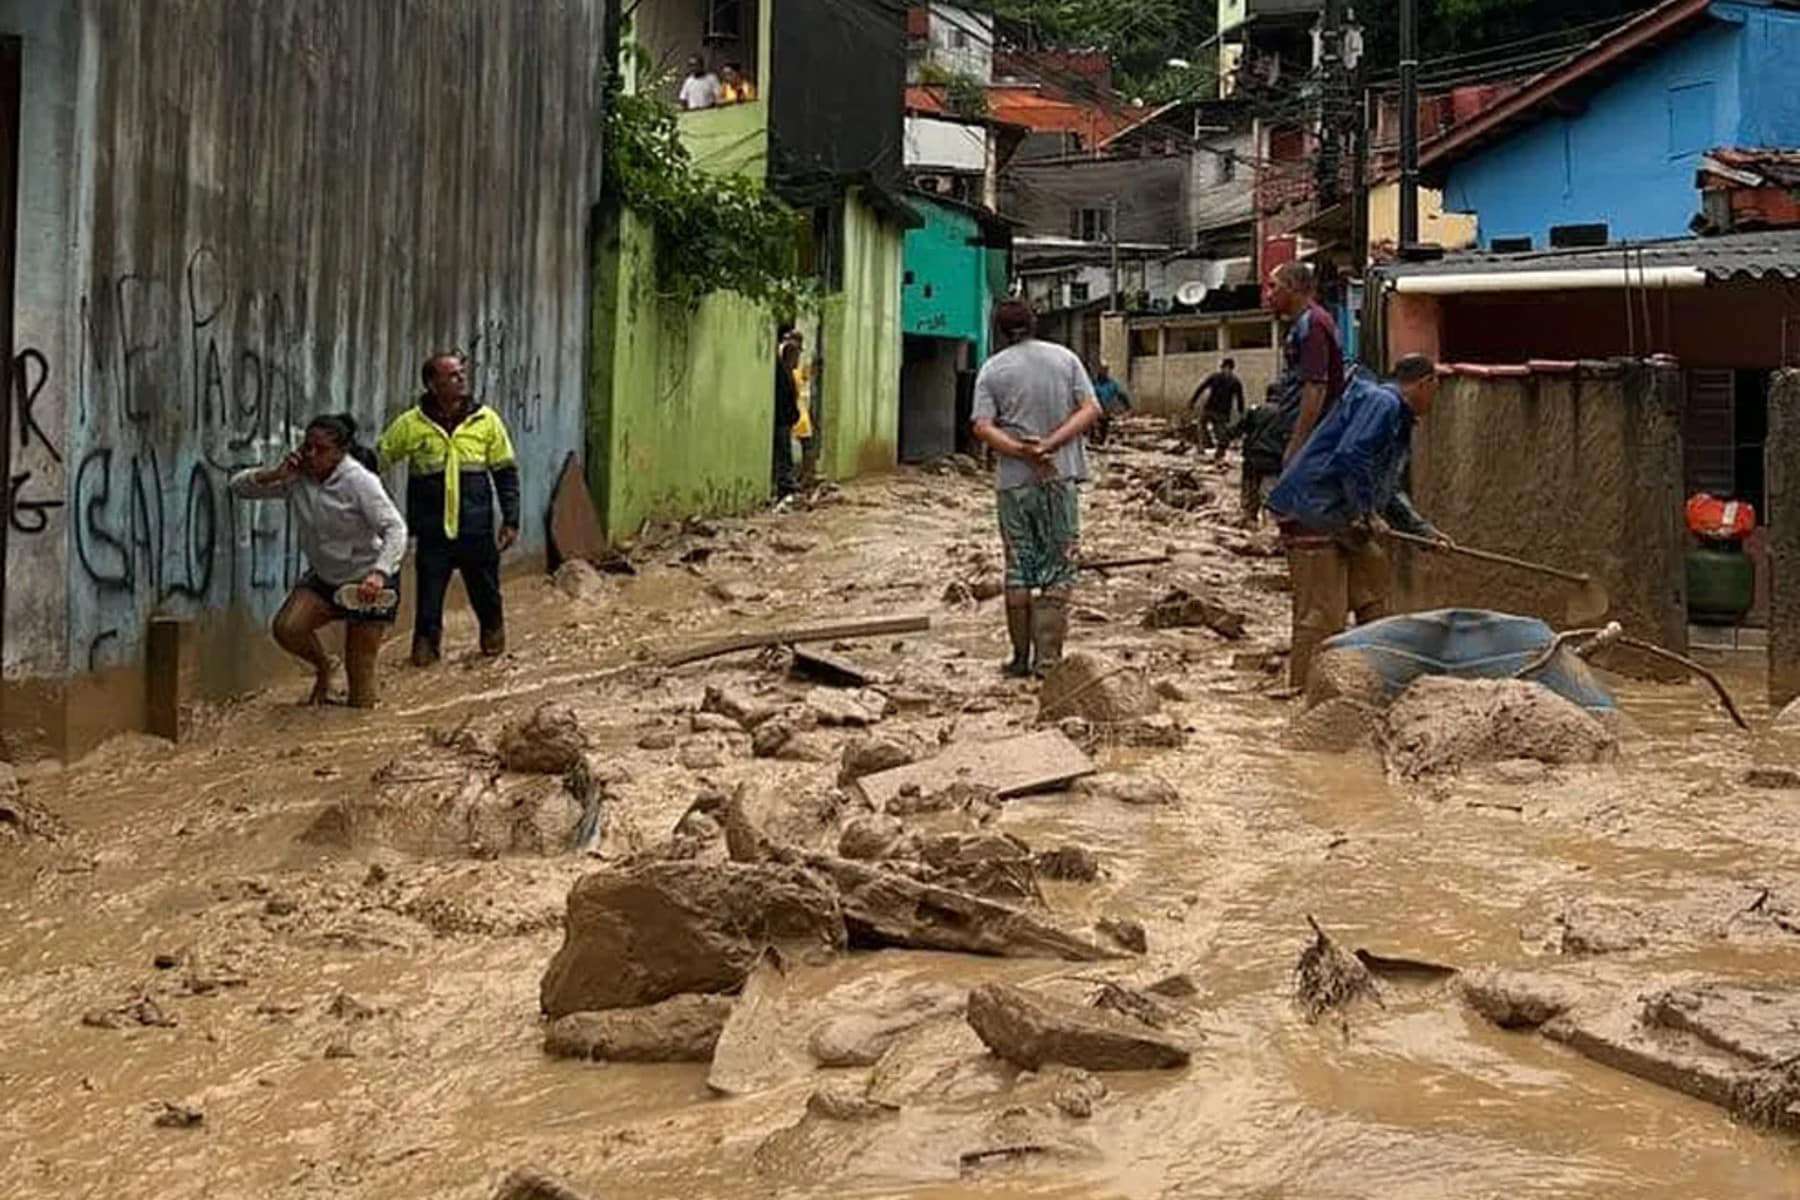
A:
[605, 77, 813, 315]
[945, 71, 991, 117]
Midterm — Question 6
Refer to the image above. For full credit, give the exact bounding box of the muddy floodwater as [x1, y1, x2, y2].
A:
[5, 427, 1800, 1199]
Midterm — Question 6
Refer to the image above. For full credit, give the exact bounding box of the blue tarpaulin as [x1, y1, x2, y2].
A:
[1321, 609, 1617, 714]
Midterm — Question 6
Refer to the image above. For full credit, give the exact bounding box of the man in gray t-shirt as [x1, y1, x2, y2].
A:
[971, 299, 1102, 678]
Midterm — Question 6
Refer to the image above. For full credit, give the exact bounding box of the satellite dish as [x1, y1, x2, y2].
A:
[1175, 281, 1209, 307]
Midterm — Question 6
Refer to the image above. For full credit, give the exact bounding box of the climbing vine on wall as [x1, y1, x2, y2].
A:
[606, 77, 814, 316]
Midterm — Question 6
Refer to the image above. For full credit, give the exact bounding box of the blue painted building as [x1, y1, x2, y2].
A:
[898, 192, 1014, 461]
[1423, 0, 1800, 250]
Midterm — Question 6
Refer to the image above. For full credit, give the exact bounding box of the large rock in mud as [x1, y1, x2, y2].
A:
[965, 983, 1191, 1071]
[1382, 676, 1615, 779]
[499, 702, 591, 774]
[1037, 653, 1160, 726]
[544, 994, 734, 1062]
[539, 860, 846, 1017]
[838, 736, 916, 786]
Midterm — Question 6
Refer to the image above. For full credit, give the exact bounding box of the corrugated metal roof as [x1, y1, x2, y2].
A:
[1377, 230, 1800, 283]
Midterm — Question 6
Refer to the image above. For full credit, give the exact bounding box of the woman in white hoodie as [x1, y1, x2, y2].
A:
[229, 414, 407, 707]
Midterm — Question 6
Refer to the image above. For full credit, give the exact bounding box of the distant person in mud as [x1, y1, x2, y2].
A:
[1222, 384, 1285, 527]
[229, 415, 407, 708]
[1267, 353, 1454, 690]
[971, 299, 1102, 678]
[1090, 361, 1131, 447]
[773, 334, 802, 501]
[378, 353, 522, 667]
[1266, 261, 1346, 464]
[1189, 356, 1245, 462]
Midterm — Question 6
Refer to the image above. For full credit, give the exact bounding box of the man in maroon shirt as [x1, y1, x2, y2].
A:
[1267, 261, 1346, 464]
[1267, 260, 1351, 692]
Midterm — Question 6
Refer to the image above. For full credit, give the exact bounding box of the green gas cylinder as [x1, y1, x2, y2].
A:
[1686, 539, 1755, 626]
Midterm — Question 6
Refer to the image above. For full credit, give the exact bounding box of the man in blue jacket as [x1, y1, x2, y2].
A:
[1266, 352, 1453, 689]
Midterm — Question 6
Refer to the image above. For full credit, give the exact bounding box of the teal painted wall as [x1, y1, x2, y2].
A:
[901, 199, 991, 362]
[820, 190, 906, 480]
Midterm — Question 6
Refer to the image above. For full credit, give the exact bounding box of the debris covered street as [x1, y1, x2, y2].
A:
[4, 424, 1796, 1199]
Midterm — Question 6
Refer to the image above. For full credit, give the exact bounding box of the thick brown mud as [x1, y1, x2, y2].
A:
[4, 425, 1800, 1198]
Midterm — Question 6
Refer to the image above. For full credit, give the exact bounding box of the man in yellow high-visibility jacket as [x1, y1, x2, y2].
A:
[378, 352, 521, 666]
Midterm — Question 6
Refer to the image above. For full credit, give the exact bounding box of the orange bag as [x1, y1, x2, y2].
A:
[1686, 493, 1756, 541]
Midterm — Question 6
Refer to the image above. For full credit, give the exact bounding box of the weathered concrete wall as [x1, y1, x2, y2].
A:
[1393, 363, 1689, 675]
[588, 208, 775, 541]
[1767, 369, 1800, 707]
[820, 190, 905, 481]
[1128, 348, 1279, 419]
[4, 0, 604, 757]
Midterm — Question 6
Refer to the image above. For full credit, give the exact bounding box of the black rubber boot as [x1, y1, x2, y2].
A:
[1003, 593, 1033, 678]
[1031, 593, 1070, 677]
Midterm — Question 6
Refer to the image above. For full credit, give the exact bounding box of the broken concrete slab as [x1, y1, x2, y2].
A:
[812, 855, 1124, 962]
[1461, 968, 1800, 1131]
[808, 984, 967, 1067]
[965, 983, 1191, 1071]
[538, 860, 845, 1017]
[708, 951, 813, 1096]
[854, 730, 1094, 810]
[543, 994, 733, 1063]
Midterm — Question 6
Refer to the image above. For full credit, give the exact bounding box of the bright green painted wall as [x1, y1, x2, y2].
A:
[901, 199, 990, 362]
[820, 190, 905, 481]
[589, 208, 773, 541]
[679, 100, 769, 179]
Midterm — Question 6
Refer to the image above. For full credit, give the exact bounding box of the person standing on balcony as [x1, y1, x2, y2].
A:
[719, 61, 756, 103]
[972, 299, 1102, 678]
[378, 353, 521, 667]
[679, 54, 720, 111]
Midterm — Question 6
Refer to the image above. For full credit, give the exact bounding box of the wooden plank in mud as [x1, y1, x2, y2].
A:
[661, 614, 931, 669]
[854, 730, 1094, 809]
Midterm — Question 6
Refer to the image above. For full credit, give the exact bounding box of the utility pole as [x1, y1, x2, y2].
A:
[1351, 87, 1369, 274]
[1399, 0, 1420, 249]
[1109, 195, 1121, 312]
[1317, 0, 1346, 208]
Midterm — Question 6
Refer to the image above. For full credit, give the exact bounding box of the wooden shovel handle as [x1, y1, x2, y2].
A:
[1385, 529, 1595, 586]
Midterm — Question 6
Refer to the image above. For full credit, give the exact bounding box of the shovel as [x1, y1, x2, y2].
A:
[1386, 530, 1612, 626]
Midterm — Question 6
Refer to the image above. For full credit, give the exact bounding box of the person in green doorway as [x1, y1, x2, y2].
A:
[971, 299, 1102, 678]
[378, 352, 521, 667]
